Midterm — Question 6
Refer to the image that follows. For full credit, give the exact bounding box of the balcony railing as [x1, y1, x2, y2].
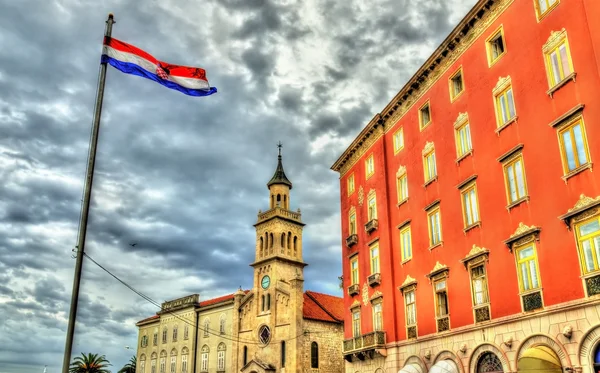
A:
[347, 284, 359, 296]
[257, 207, 301, 222]
[367, 273, 381, 287]
[346, 234, 358, 248]
[365, 219, 378, 233]
[343, 331, 386, 355]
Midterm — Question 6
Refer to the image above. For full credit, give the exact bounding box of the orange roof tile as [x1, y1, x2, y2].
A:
[136, 314, 159, 325]
[198, 290, 250, 307]
[303, 291, 344, 323]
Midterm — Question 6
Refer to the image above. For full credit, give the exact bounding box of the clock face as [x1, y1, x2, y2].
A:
[261, 275, 270, 289]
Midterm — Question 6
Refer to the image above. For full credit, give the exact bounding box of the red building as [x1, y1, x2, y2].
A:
[331, 1, 600, 373]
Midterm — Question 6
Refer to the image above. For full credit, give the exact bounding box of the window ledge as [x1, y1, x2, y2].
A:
[420, 122, 432, 131]
[423, 176, 438, 188]
[495, 116, 518, 135]
[428, 242, 443, 251]
[472, 303, 491, 310]
[456, 149, 473, 164]
[506, 196, 530, 211]
[401, 258, 412, 265]
[463, 221, 481, 234]
[547, 72, 577, 98]
[562, 163, 592, 182]
[519, 288, 543, 297]
[397, 198, 409, 208]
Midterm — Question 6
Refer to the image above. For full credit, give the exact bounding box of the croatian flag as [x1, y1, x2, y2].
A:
[101, 37, 217, 97]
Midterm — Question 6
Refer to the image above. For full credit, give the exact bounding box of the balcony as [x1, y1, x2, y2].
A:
[347, 284, 359, 296]
[343, 331, 386, 361]
[367, 273, 381, 287]
[346, 234, 358, 248]
[365, 219, 378, 233]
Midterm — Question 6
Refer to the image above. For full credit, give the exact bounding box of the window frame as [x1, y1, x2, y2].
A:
[419, 101, 432, 130]
[311, 341, 319, 368]
[423, 145, 437, 183]
[542, 28, 574, 90]
[449, 66, 465, 102]
[534, 0, 560, 21]
[404, 288, 416, 327]
[400, 226, 412, 262]
[372, 300, 383, 331]
[574, 214, 600, 276]
[349, 207, 357, 235]
[454, 116, 473, 159]
[514, 243, 542, 294]
[433, 277, 449, 319]
[367, 192, 377, 221]
[347, 173, 355, 196]
[350, 256, 359, 285]
[469, 263, 489, 307]
[427, 206, 443, 247]
[351, 308, 361, 337]
[460, 182, 481, 229]
[393, 127, 405, 154]
[397, 173, 408, 203]
[365, 154, 375, 179]
[370, 244, 380, 275]
[485, 25, 506, 66]
[556, 116, 591, 176]
[501, 152, 529, 206]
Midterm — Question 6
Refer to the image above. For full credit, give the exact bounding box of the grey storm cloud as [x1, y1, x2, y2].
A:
[0, 0, 477, 372]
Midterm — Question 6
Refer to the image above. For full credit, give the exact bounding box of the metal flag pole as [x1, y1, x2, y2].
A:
[61, 13, 115, 373]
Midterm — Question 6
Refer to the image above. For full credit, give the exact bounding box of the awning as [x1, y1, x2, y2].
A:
[398, 363, 424, 373]
[429, 360, 459, 373]
[517, 346, 563, 373]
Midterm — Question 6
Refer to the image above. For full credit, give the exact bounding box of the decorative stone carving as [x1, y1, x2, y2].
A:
[422, 141, 435, 156]
[543, 28, 567, 53]
[453, 112, 469, 129]
[510, 222, 538, 238]
[350, 299, 361, 309]
[461, 244, 489, 267]
[396, 165, 407, 177]
[368, 188, 376, 197]
[358, 186, 365, 206]
[401, 275, 416, 288]
[568, 194, 600, 212]
[362, 282, 370, 306]
[370, 291, 383, 302]
[459, 343, 467, 354]
[563, 325, 573, 339]
[493, 76, 512, 95]
[504, 336, 513, 348]
[423, 350, 431, 360]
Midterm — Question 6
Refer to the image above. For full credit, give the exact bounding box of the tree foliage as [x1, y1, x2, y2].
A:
[118, 356, 136, 373]
[69, 353, 112, 373]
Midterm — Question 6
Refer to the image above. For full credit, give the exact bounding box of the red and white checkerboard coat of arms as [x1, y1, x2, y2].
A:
[156, 64, 169, 80]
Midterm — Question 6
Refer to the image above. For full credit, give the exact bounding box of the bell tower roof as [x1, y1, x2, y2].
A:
[267, 142, 293, 189]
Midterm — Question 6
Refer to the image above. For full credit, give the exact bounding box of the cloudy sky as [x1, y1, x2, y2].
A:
[0, 0, 477, 371]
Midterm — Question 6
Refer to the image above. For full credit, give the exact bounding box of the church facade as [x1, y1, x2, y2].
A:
[135, 149, 344, 373]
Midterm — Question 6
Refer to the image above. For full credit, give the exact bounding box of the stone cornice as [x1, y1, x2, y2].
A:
[331, 0, 514, 177]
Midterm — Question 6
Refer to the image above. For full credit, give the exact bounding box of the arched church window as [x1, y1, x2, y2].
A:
[270, 233, 274, 253]
[593, 343, 600, 373]
[287, 232, 292, 254]
[293, 236, 298, 256]
[477, 352, 503, 373]
[203, 319, 209, 337]
[284, 194, 287, 209]
[200, 345, 209, 372]
[281, 233, 285, 249]
[271, 194, 274, 208]
[267, 294, 271, 310]
[277, 194, 281, 207]
[261, 295, 265, 312]
[281, 341, 286, 367]
[219, 314, 226, 334]
[217, 343, 226, 371]
[311, 342, 319, 368]
[243, 346, 248, 366]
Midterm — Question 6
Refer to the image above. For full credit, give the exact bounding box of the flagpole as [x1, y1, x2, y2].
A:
[61, 13, 115, 373]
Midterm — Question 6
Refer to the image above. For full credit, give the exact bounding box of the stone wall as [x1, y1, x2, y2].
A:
[303, 319, 345, 373]
[345, 298, 600, 373]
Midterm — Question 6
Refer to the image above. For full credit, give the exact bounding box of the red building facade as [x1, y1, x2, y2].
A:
[332, 1, 600, 373]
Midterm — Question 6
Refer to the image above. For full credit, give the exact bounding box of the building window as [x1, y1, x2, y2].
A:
[281, 341, 286, 368]
[151, 359, 156, 373]
[372, 301, 383, 331]
[347, 173, 355, 195]
[172, 326, 177, 342]
[434, 278, 449, 318]
[162, 328, 167, 343]
[557, 116, 590, 174]
[427, 206, 442, 247]
[423, 143, 437, 183]
[405, 289, 416, 326]
[311, 342, 319, 368]
[420, 102, 431, 129]
[502, 153, 528, 204]
[370, 244, 380, 274]
[141, 335, 148, 348]
[470, 265, 489, 306]
[349, 208, 356, 235]
[153, 331, 158, 346]
[203, 319, 209, 338]
[575, 215, 600, 274]
[515, 244, 542, 292]
[397, 172, 408, 202]
[350, 256, 359, 285]
[477, 352, 504, 373]
[400, 226, 412, 262]
[365, 154, 375, 178]
[160, 357, 166, 373]
[455, 119, 472, 158]
[200, 346, 209, 372]
[486, 26, 506, 65]
[219, 315, 226, 334]
[140, 358, 146, 373]
[267, 293, 271, 310]
[393, 128, 404, 154]
[181, 355, 187, 373]
[449, 67, 464, 101]
[243, 346, 248, 366]
[170, 356, 176, 373]
[494, 84, 516, 127]
[352, 309, 361, 337]
[217, 343, 226, 372]
[461, 183, 480, 228]
[535, 0, 559, 20]
[367, 193, 377, 221]
[543, 29, 574, 88]
[183, 325, 189, 340]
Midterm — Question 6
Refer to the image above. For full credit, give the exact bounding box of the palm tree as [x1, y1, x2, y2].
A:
[118, 356, 136, 373]
[69, 353, 112, 373]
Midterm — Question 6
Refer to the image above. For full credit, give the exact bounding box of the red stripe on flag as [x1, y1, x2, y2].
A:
[104, 37, 158, 65]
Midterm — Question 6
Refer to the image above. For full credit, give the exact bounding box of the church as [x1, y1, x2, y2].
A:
[134, 147, 344, 373]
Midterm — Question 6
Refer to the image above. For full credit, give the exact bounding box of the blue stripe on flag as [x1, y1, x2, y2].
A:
[101, 55, 217, 97]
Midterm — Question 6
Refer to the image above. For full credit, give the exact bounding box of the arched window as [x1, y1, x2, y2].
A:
[293, 236, 298, 256]
[243, 346, 248, 366]
[200, 345, 209, 372]
[477, 352, 503, 373]
[217, 343, 226, 371]
[151, 353, 157, 373]
[287, 232, 292, 254]
[277, 194, 281, 207]
[311, 342, 319, 368]
[159, 350, 167, 373]
[281, 233, 286, 249]
[284, 195, 287, 209]
[271, 194, 274, 208]
[267, 294, 271, 310]
[170, 349, 177, 373]
[270, 233, 274, 250]
[181, 348, 189, 373]
[219, 314, 226, 334]
[183, 325, 189, 340]
[203, 318, 210, 337]
[264, 232, 268, 250]
[172, 325, 178, 342]
[260, 236, 264, 251]
[281, 341, 286, 367]
[140, 355, 146, 373]
[261, 294, 265, 312]
[153, 329, 158, 346]
[162, 328, 167, 343]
